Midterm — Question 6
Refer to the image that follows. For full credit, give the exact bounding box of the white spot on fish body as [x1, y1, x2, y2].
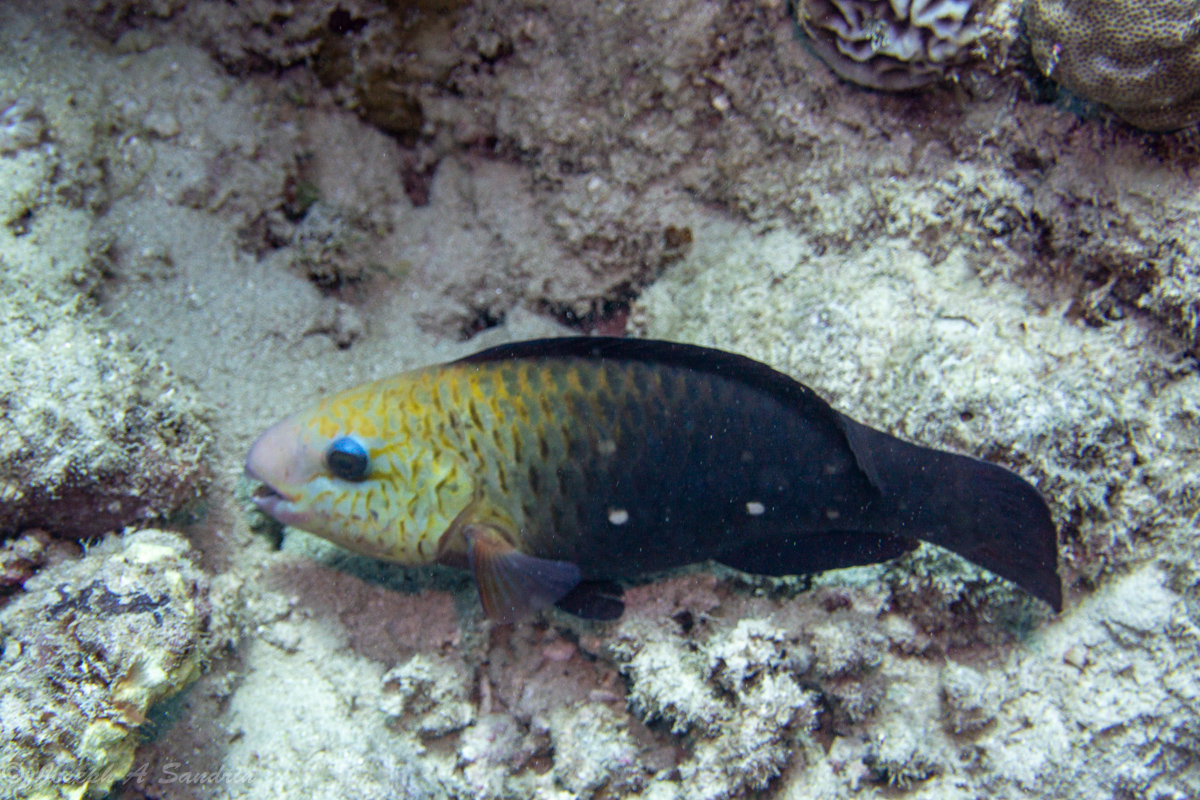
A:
[608, 508, 629, 525]
[825, 508, 841, 520]
[746, 501, 765, 516]
[599, 439, 617, 456]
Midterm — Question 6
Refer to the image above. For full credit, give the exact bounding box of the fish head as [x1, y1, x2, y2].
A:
[245, 377, 473, 564]
[245, 385, 399, 558]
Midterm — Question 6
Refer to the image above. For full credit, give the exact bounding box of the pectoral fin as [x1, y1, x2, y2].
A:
[465, 524, 582, 624]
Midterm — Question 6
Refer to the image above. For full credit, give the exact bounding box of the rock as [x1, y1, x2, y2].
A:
[1027, 0, 1200, 131]
[796, 0, 982, 90]
[0, 529, 224, 799]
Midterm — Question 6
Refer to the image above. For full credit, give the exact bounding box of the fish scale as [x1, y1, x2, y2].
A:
[246, 337, 1062, 623]
[487, 356, 811, 563]
[438, 355, 860, 574]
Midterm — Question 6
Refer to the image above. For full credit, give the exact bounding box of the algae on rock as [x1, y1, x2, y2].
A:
[0, 294, 213, 539]
[0, 529, 228, 800]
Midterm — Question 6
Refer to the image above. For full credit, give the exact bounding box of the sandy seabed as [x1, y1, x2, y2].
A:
[1, 1, 1198, 798]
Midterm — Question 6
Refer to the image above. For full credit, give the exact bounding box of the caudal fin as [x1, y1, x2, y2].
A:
[841, 416, 1062, 611]
[936, 455, 1061, 611]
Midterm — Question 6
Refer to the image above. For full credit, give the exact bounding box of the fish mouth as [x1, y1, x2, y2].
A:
[244, 464, 299, 518]
[247, 482, 305, 527]
[244, 462, 275, 494]
[252, 482, 285, 501]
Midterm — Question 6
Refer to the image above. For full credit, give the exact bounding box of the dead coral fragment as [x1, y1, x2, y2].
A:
[380, 653, 475, 738]
[796, 0, 982, 90]
[0, 529, 217, 800]
[614, 619, 818, 800]
[1027, 0, 1200, 131]
[939, 661, 999, 733]
[0, 304, 212, 539]
[548, 702, 640, 795]
[621, 634, 726, 735]
[0, 98, 46, 154]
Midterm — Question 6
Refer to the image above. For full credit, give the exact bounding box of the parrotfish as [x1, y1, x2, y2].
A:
[245, 338, 1061, 623]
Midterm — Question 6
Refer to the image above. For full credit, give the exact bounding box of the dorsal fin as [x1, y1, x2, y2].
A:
[458, 338, 834, 426]
[456, 337, 886, 493]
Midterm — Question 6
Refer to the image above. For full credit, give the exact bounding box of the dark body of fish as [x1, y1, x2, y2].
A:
[245, 337, 1062, 623]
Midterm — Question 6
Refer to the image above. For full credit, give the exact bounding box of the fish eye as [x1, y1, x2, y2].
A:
[326, 436, 370, 482]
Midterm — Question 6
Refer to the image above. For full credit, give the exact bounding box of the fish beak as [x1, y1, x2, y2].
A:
[244, 416, 310, 525]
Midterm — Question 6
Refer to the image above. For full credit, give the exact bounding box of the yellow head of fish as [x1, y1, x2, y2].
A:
[244, 373, 473, 565]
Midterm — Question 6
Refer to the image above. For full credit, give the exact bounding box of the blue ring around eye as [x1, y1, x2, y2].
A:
[326, 436, 370, 482]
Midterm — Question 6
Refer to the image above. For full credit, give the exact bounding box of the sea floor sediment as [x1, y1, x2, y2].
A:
[1, 1, 1198, 798]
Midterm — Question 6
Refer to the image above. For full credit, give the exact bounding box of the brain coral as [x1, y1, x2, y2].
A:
[1027, 0, 1200, 131]
[795, 0, 982, 90]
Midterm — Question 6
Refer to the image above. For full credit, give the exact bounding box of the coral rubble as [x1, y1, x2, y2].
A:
[1, 0, 1198, 799]
[613, 617, 819, 798]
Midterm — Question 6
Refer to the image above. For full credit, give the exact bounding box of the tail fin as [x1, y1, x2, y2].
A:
[840, 416, 1062, 611]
